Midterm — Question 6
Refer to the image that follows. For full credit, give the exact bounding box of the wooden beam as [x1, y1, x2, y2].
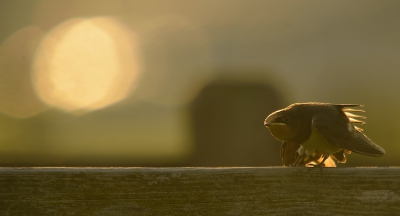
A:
[1, 167, 400, 215]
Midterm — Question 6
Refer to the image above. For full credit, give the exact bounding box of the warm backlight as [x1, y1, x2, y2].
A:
[32, 17, 140, 112]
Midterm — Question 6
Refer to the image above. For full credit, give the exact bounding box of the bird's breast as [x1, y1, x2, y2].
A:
[267, 125, 294, 142]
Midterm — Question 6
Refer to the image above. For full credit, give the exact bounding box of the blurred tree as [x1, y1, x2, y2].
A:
[186, 78, 285, 166]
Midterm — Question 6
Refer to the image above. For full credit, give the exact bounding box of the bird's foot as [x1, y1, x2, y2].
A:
[290, 162, 303, 167]
[306, 162, 325, 172]
[308, 163, 325, 168]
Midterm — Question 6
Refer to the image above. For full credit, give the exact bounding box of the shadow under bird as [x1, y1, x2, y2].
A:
[264, 103, 385, 167]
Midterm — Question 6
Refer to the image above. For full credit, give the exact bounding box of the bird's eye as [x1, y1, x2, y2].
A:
[276, 116, 290, 123]
[282, 116, 290, 123]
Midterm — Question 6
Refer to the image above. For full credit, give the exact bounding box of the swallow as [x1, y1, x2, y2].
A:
[264, 102, 385, 167]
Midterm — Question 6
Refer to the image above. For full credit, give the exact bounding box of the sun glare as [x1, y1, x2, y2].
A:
[32, 17, 140, 112]
[0, 26, 48, 118]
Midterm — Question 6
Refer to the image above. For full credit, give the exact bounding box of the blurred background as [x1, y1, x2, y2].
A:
[0, 0, 399, 167]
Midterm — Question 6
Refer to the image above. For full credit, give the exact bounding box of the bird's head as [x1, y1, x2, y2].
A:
[264, 105, 307, 142]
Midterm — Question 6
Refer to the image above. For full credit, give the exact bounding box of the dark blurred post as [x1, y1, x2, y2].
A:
[186, 78, 285, 166]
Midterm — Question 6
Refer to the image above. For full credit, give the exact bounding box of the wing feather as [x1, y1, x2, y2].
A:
[280, 141, 299, 167]
[312, 106, 385, 157]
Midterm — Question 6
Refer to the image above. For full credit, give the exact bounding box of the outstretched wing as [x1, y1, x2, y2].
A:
[281, 141, 299, 167]
[312, 105, 385, 157]
[334, 104, 366, 127]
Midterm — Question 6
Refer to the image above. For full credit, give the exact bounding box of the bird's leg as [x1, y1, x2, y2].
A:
[319, 154, 330, 165]
[291, 154, 306, 167]
[309, 153, 330, 168]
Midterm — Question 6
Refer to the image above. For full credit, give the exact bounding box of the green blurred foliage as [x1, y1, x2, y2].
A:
[0, 0, 399, 166]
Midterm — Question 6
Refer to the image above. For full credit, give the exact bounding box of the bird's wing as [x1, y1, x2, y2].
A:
[333, 104, 366, 126]
[281, 141, 299, 166]
[312, 111, 385, 157]
[281, 141, 337, 167]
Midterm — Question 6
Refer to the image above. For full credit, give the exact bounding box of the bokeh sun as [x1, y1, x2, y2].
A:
[32, 17, 140, 112]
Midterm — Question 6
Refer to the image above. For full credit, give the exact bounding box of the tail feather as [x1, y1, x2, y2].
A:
[350, 131, 385, 157]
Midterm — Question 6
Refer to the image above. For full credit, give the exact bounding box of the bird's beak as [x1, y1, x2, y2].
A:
[264, 115, 287, 127]
[264, 121, 286, 127]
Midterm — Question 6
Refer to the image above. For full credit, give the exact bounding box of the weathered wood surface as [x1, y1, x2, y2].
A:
[1, 167, 400, 215]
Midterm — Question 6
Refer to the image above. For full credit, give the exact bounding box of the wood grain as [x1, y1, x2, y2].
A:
[1, 167, 400, 215]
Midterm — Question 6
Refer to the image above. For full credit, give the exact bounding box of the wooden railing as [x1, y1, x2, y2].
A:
[1, 167, 399, 215]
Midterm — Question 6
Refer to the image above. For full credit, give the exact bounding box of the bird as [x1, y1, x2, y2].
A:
[264, 102, 385, 167]
[280, 141, 337, 167]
